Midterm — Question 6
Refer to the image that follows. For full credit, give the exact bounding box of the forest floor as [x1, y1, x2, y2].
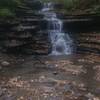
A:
[0, 53, 100, 100]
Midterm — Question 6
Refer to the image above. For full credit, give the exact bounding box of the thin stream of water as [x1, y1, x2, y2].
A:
[42, 3, 73, 55]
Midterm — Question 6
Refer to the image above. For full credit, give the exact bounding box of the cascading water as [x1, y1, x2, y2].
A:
[42, 3, 73, 55]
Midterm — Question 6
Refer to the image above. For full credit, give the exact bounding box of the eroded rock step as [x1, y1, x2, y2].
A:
[76, 32, 100, 54]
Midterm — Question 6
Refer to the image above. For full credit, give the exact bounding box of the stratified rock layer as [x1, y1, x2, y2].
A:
[0, 0, 51, 55]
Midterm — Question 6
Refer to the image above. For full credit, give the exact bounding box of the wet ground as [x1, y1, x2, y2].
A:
[0, 53, 100, 100]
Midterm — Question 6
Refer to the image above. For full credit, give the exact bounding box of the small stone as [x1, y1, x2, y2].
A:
[78, 59, 85, 62]
[39, 76, 45, 79]
[55, 64, 58, 67]
[85, 93, 94, 99]
[30, 80, 34, 82]
[1, 61, 10, 67]
[93, 97, 100, 100]
[50, 93, 54, 96]
[17, 76, 21, 79]
[44, 94, 48, 98]
[79, 83, 85, 88]
[39, 75, 46, 82]
[19, 96, 24, 100]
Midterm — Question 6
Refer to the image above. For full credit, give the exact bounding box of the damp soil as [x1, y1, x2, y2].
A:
[0, 53, 100, 100]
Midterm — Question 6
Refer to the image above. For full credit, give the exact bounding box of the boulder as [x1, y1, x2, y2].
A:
[1, 61, 10, 67]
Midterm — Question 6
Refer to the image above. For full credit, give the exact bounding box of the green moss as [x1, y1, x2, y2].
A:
[0, 8, 15, 17]
[0, 0, 25, 18]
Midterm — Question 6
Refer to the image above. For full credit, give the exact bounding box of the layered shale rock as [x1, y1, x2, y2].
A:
[61, 14, 100, 54]
[75, 32, 100, 54]
[0, 0, 51, 55]
[62, 14, 100, 32]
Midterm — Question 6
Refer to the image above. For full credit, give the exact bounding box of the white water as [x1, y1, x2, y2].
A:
[42, 3, 73, 55]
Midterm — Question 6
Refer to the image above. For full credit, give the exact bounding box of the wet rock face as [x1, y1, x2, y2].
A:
[1, 61, 10, 67]
[54, 3, 64, 10]
[75, 32, 100, 54]
[0, 25, 51, 55]
[61, 14, 100, 54]
[24, 0, 43, 10]
[62, 15, 100, 32]
[0, 0, 51, 55]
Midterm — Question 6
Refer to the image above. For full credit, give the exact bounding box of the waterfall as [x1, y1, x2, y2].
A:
[42, 3, 73, 55]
